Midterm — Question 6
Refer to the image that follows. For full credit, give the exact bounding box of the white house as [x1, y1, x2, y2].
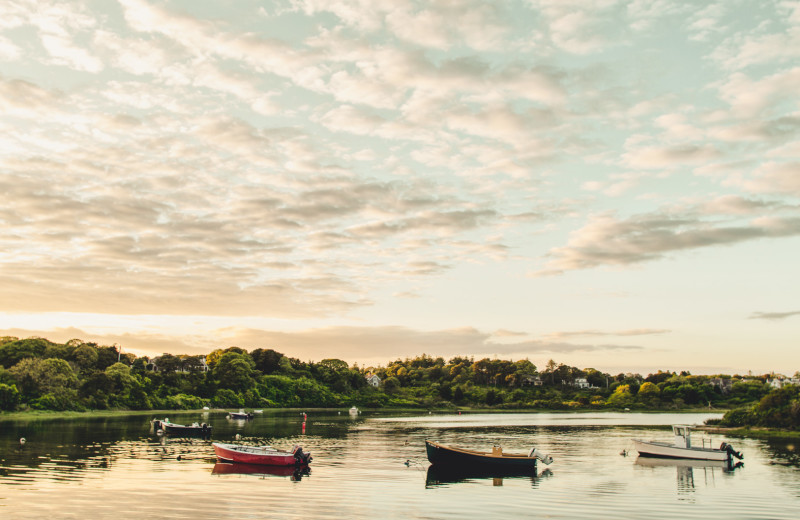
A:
[574, 377, 590, 389]
[522, 375, 543, 386]
[365, 373, 381, 387]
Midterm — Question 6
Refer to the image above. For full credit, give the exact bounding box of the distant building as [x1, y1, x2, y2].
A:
[522, 375, 543, 386]
[574, 377, 590, 389]
[365, 374, 381, 387]
[767, 378, 798, 389]
[709, 378, 733, 393]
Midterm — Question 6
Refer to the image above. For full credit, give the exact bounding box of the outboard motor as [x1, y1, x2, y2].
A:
[528, 448, 554, 465]
[292, 445, 312, 465]
[720, 442, 743, 460]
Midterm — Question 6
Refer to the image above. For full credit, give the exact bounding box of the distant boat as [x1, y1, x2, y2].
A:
[228, 410, 254, 420]
[633, 425, 743, 462]
[349, 406, 358, 415]
[151, 418, 212, 437]
[213, 443, 312, 466]
[425, 440, 553, 468]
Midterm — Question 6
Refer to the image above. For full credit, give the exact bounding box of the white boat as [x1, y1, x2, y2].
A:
[349, 406, 358, 415]
[633, 425, 743, 462]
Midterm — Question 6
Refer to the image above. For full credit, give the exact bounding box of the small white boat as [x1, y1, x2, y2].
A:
[633, 425, 743, 462]
[349, 406, 358, 415]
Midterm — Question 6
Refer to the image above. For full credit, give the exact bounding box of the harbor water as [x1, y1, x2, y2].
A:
[1, 411, 799, 519]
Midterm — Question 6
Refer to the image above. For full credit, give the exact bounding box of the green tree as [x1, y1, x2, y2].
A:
[10, 358, 78, 398]
[607, 384, 634, 407]
[214, 352, 256, 392]
[72, 344, 99, 371]
[250, 348, 284, 374]
[155, 354, 181, 373]
[0, 338, 51, 368]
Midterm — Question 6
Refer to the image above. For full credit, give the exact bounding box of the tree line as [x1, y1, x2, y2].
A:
[0, 336, 782, 414]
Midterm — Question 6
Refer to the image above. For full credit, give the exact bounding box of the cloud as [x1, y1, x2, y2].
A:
[534, 206, 800, 276]
[748, 311, 800, 321]
[622, 143, 720, 169]
[0, 325, 648, 365]
[546, 329, 670, 339]
[710, 2, 800, 70]
[738, 162, 800, 196]
[716, 68, 800, 119]
[207, 325, 646, 365]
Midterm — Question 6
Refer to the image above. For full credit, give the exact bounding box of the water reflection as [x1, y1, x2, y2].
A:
[635, 457, 743, 494]
[212, 462, 310, 481]
[3, 412, 800, 520]
[425, 465, 553, 488]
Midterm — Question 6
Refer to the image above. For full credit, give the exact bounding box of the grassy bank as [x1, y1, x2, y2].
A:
[699, 426, 800, 440]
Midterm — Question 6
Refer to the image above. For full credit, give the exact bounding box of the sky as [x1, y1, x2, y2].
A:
[0, 0, 798, 375]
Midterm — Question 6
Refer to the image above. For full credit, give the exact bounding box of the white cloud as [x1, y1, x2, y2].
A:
[534, 205, 800, 276]
[0, 35, 21, 60]
[710, 1, 800, 69]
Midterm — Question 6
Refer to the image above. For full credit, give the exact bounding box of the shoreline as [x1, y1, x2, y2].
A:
[0, 406, 726, 421]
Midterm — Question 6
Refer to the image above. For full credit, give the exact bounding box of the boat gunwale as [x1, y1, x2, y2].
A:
[213, 443, 281, 455]
[633, 439, 728, 454]
[425, 440, 535, 460]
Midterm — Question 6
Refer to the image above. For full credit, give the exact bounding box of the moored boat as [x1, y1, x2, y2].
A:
[228, 410, 254, 420]
[425, 440, 553, 468]
[151, 418, 212, 437]
[213, 442, 312, 466]
[633, 425, 743, 462]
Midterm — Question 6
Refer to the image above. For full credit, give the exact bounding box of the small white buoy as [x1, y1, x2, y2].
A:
[20, 437, 26, 446]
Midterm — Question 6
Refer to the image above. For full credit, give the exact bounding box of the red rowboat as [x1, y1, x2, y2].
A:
[212, 443, 312, 466]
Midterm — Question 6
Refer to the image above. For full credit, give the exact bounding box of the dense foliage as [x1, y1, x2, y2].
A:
[719, 385, 800, 430]
[0, 336, 777, 414]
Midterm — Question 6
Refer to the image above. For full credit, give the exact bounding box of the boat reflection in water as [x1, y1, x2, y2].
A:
[212, 462, 310, 481]
[635, 456, 742, 493]
[425, 464, 553, 488]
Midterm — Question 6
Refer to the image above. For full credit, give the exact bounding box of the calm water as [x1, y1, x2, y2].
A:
[2, 411, 799, 519]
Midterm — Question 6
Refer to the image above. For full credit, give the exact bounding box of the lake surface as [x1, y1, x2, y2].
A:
[2, 410, 800, 519]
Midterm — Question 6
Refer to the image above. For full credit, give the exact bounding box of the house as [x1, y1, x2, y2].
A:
[522, 375, 543, 386]
[365, 373, 381, 387]
[146, 358, 158, 372]
[709, 378, 733, 393]
[574, 377, 590, 389]
[767, 378, 798, 389]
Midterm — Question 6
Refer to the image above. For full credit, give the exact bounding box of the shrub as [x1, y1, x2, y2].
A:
[0, 382, 20, 410]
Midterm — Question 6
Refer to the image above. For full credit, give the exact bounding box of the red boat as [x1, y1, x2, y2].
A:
[212, 442, 312, 466]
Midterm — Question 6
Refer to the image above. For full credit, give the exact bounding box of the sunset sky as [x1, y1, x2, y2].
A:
[1, 0, 798, 374]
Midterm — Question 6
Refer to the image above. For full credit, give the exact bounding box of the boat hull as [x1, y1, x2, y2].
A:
[425, 440, 538, 468]
[213, 443, 308, 466]
[633, 440, 731, 462]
